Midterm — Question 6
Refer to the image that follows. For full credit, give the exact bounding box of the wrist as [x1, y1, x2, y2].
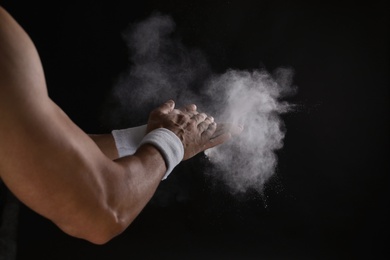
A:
[139, 128, 184, 180]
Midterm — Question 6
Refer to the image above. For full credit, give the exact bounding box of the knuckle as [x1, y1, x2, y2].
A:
[182, 113, 191, 120]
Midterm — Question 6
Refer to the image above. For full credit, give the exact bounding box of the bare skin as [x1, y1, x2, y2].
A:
[0, 6, 241, 244]
[89, 104, 241, 161]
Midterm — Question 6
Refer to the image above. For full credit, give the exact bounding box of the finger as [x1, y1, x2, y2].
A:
[204, 132, 232, 150]
[197, 120, 212, 133]
[171, 108, 182, 115]
[179, 104, 198, 118]
[192, 113, 207, 124]
[202, 122, 232, 150]
[204, 116, 214, 124]
[181, 104, 197, 113]
[158, 100, 176, 114]
[197, 116, 213, 131]
[210, 123, 227, 138]
[211, 123, 243, 139]
[201, 121, 217, 139]
[230, 124, 244, 136]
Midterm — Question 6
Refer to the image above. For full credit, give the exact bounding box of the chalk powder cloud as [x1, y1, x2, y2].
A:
[108, 13, 295, 193]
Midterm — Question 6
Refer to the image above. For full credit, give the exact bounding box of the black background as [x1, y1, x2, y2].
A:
[1, 0, 388, 259]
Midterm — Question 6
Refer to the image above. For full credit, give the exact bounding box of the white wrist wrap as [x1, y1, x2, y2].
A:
[139, 128, 184, 180]
[112, 125, 147, 157]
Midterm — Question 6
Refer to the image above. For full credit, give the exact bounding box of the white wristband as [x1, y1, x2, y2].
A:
[139, 128, 184, 180]
[112, 125, 147, 157]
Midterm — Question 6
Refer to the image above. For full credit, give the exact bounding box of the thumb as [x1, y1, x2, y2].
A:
[159, 100, 175, 114]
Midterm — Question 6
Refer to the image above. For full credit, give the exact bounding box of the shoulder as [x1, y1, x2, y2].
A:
[0, 6, 55, 178]
[0, 5, 48, 101]
[0, 5, 49, 123]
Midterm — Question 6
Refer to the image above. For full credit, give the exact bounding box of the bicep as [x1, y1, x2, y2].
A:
[0, 98, 114, 222]
[0, 6, 113, 219]
[0, 7, 126, 241]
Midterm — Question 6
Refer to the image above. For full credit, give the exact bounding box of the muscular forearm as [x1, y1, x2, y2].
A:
[112, 144, 167, 224]
[64, 126, 184, 243]
[61, 143, 168, 244]
[88, 134, 119, 160]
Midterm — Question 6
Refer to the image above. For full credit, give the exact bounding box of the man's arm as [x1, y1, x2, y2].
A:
[88, 134, 119, 160]
[89, 122, 243, 161]
[0, 6, 234, 244]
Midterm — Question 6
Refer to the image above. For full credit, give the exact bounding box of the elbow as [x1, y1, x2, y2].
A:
[63, 220, 128, 245]
[50, 158, 138, 245]
[83, 229, 120, 245]
[58, 209, 131, 245]
[85, 233, 117, 246]
[87, 218, 130, 245]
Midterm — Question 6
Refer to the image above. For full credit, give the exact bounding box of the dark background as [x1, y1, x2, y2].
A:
[1, 0, 388, 259]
